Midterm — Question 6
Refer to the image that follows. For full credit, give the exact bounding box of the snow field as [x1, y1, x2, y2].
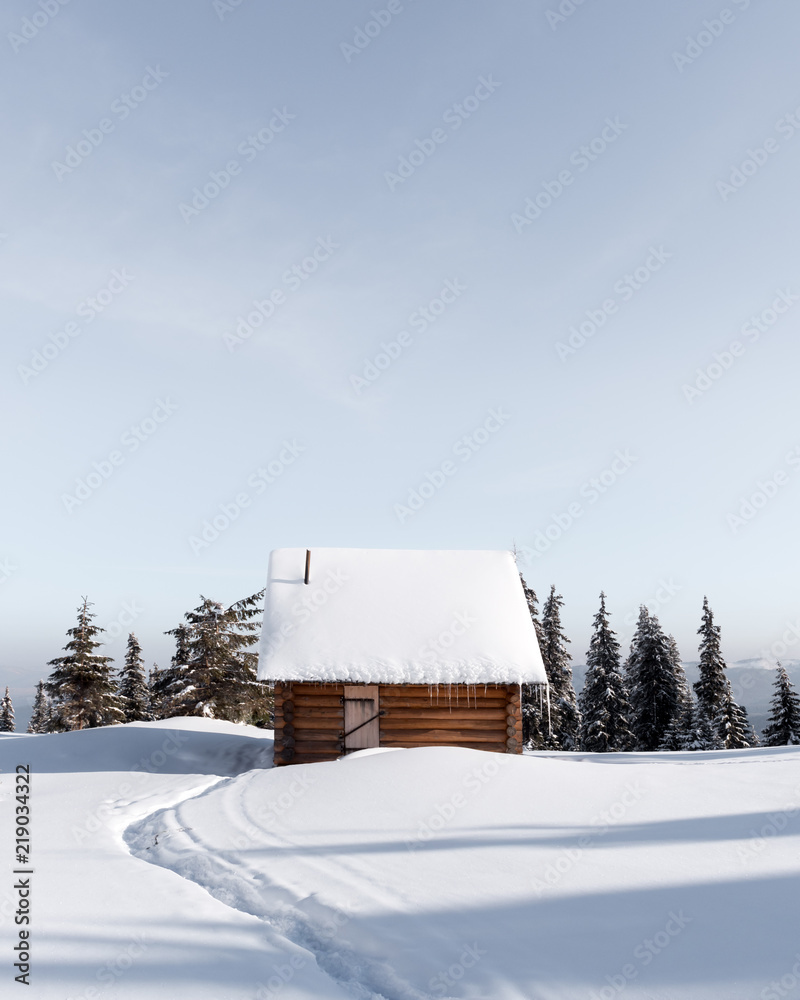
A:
[131, 740, 800, 999]
[3, 720, 800, 998]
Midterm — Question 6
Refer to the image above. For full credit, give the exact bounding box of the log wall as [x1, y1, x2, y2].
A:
[272, 681, 522, 765]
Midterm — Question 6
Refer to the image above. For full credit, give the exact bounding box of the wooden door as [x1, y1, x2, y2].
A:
[343, 685, 380, 752]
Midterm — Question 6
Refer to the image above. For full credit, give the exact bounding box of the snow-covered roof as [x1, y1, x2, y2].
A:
[257, 548, 547, 686]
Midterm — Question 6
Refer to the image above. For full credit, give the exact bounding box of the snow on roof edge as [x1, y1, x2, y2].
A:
[257, 547, 548, 686]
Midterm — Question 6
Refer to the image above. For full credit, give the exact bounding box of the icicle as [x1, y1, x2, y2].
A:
[545, 683, 552, 737]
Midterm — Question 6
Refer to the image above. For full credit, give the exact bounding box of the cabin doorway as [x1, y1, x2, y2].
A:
[343, 685, 380, 752]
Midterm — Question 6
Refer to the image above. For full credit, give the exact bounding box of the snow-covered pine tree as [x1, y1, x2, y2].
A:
[45, 598, 124, 730]
[0, 687, 15, 732]
[658, 709, 685, 751]
[520, 573, 544, 647]
[697, 708, 722, 750]
[147, 665, 163, 718]
[667, 634, 691, 712]
[623, 605, 648, 694]
[27, 680, 51, 734]
[579, 593, 634, 752]
[519, 574, 548, 748]
[762, 663, 800, 746]
[166, 599, 229, 718]
[716, 679, 755, 750]
[626, 607, 683, 751]
[681, 700, 721, 751]
[738, 702, 760, 748]
[150, 623, 192, 719]
[165, 590, 268, 723]
[541, 585, 580, 750]
[693, 597, 729, 719]
[118, 633, 152, 722]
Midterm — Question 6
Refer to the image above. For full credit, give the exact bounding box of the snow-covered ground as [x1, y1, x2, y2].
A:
[2, 720, 800, 999]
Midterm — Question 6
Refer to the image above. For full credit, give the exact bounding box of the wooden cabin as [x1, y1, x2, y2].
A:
[257, 548, 548, 765]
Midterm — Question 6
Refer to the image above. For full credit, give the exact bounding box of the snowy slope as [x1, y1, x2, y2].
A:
[0, 720, 349, 1000]
[3, 721, 800, 999]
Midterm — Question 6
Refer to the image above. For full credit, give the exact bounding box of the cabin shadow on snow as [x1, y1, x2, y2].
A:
[335, 870, 800, 993]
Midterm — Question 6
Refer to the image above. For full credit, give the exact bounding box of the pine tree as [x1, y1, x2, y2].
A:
[165, 590, 268, 722]
[46, 598, 124, 730]
[717, 680, 755, 750]
[540, 585, 580, 750]
[658, 709, 685, 751]
[147, 665, 163, 719]
[623, 605, 648, 693]
[118, 634, 152, 723]
[519, 574, 544, 647]
[738, 702, 760, 748]
[762, 663, 800, 746]
[667, 635, 692, 712]
[27, 681, 51, 734]
[150, 623, 192, 719]
[682, 700, 721, 751]
[626, 607, 683, 751]
[579, 593, 634, 752]
[693, 597, 729, 719]
[519, 574, 548, 748]
[0, 687, 15, 732]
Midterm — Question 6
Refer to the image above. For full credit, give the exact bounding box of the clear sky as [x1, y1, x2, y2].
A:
[2, 0, 799, 724]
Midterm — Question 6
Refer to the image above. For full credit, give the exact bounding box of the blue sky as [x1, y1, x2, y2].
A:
[2, 0, 799, 722]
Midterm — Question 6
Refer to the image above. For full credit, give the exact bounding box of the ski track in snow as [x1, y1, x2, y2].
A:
[124, 767, 434, 1000]
[118, 734, 800, 1000]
